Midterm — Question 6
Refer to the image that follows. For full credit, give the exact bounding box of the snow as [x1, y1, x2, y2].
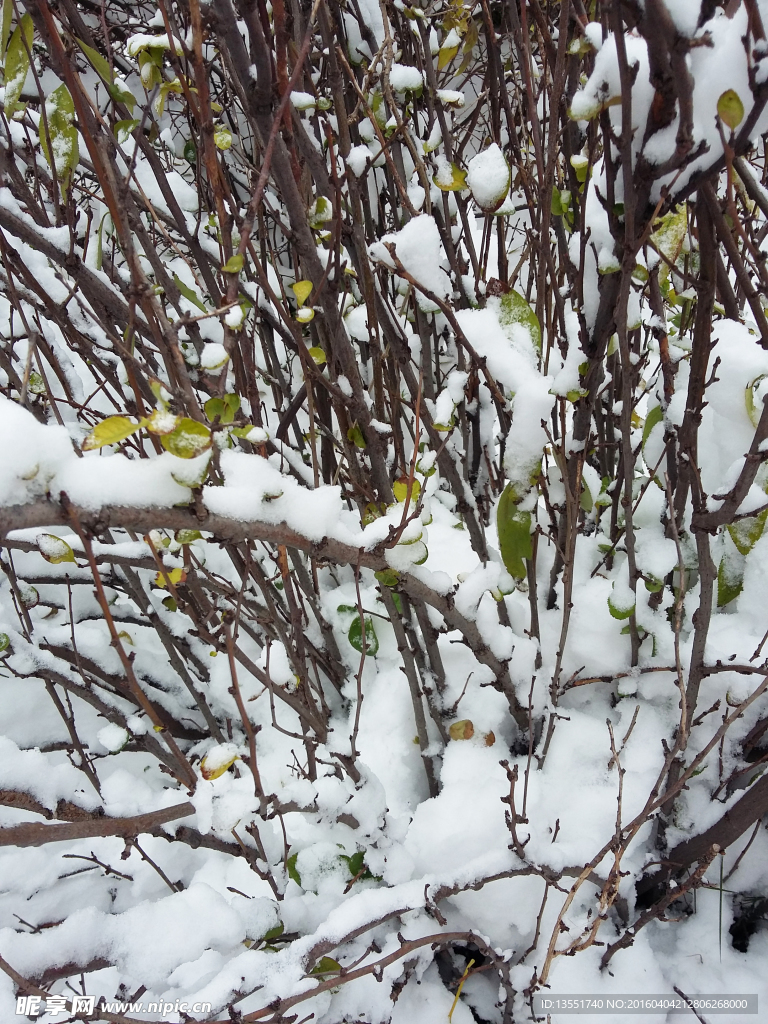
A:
[369, 215, 451, 313]
[4, 7, 768, 1022]
[97, 723, 129, 752]
[346, 145, 371, 176]
[389, 64, 424, 93]
[125, 32, 182, 55]
[200, 342, 229, 368]
[466, 144, 510, 212]
[0, 397, 75, 507]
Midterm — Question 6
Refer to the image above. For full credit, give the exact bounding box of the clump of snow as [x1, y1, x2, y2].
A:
[0, 397, 75, 507]
[125, 32, 182, 56]
[346, 145, 371, 177]
[466, 144, 510, 212]
[200, 342, 229, 369]
[224, 305, 245, 330]
[369, 216, 451, 313]
[289, 91, 316, 110]
[97, 724, 129, 753]
[389, 64, 424, 93]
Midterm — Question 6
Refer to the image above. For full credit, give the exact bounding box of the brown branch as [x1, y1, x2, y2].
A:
[0, 801, 194, 848]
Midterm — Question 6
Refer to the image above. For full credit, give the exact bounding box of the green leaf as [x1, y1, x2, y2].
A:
[374, 568, 400, 588]
[391, 591, 403, 614]
[642, 404, 664, 449]
[292, 280, 313, 307]
[348, 615, 379, 656]
[221, 254, 243, 275]
[496, 483, 532, 580]
[175, 529, 202, 545]
[40, 84, 80, 199]
[262, 921, 285, 941]
[311, 957, 341, 976]
[82, 415, 142, 450]
[37, 534, 76, 565]
[286, 852, 302, 886]
[205, 394, 239, 424]
[27, 371, 45, 395]
[0, 633, 10, 653]
[75, 36, 113, 84]
[608, 594, 635, 620]
[347, 424, 366, 449]
[432, 162, 467, 192]
[183, 139, 197, 164]
[499, 290, 541, 351]
[172, 272, 207, 313]
[342, 850, 366, 877]
[308, 346, 326, 365]
[717, 554, 743, 607]
[4, 13, 33, 118]
[107, 77, 137, 110]
[718, 89, 744, 132]
[114, 118, 139, 144]
[727, 509, 768, 556]
[161, 417, 212, 459]
[580, 480, 593, 513]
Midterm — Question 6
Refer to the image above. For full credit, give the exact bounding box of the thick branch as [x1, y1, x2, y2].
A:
[0, 801, 195, 848]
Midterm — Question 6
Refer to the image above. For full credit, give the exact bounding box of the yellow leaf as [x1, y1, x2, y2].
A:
[292, 280, 313, 307]
[160, 418, 212, 458]
[308, 346, 326, 364]
[718, 89, 744, 132]
[37, 534, 76, 565]
[432, 163, 467, 192]
[347, 424, 366, 449]
[201, 749, 239, 780]
[145, 408, 181, 435]
[213, 125, 232, 149]
[393, 477, 421, 503]
[4, 14, 33, 118]
[153, 567, 187, 589]
[437, 44, 459, 69]
[296, 307, 315, 322]
[221, 254, 243, 274]
[82, 415, 142, 450]
[449, 719, 474, 740]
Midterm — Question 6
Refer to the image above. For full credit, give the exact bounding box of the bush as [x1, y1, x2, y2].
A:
[1, 1, 768, 1020]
